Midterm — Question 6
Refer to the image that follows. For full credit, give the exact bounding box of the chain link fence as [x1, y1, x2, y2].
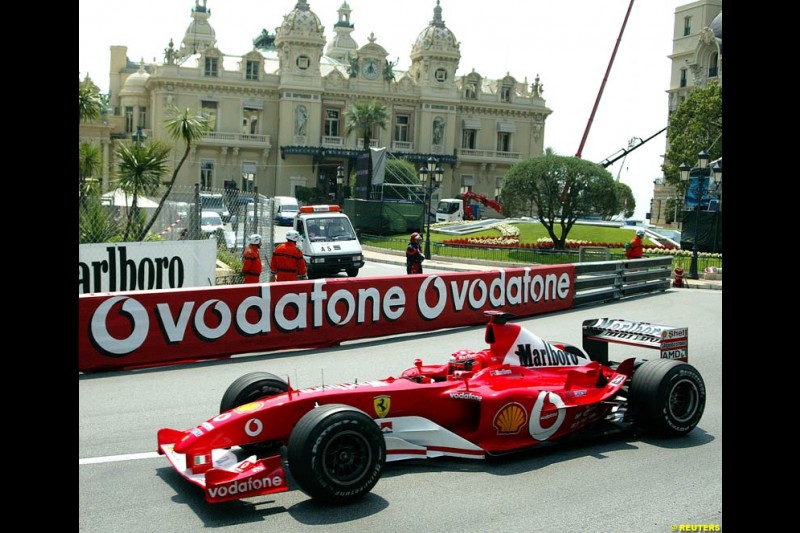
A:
[79, 184, 278, 285]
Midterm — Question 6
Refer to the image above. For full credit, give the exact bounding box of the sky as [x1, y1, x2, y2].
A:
[79, 0, 684, 221]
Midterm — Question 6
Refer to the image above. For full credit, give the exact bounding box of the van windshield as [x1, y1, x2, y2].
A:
[437, 201, 460, 214]
[306, 217, 355, 242]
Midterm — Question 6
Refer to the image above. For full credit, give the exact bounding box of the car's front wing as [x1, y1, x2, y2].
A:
[157, 428, 288, 503]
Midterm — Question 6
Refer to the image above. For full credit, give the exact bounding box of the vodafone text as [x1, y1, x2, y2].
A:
[89, 270, 571, 356]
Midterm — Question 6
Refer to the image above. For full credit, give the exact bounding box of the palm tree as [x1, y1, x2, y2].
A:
[344, 100, 389, 150]
[79, 141, 102, 210]
[79, 80, 102, 124]
[138, 106, 210, 240]
[114, 140, 172, 241]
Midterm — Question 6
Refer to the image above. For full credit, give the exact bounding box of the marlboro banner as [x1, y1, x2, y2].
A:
[78, 265, 575, 372]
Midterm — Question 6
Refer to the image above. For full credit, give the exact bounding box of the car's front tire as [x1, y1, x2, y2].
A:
[220, 372, 289, 454]
[287, 404, 385, 504]
[628, 359, 705, 437]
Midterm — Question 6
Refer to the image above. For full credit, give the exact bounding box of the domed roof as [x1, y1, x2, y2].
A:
[120, 61, 150, 96]
[709, 12, 721, 40]
[411, 1, 459, 57]
[277, 0, 324, 39]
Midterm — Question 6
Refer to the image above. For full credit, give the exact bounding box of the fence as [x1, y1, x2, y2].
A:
[79, 183, 279, 286]
[359, 234, 723, 272]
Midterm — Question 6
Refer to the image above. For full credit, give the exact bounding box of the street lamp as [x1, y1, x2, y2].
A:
[419, 156, 444, 259]
[131, 126, 147, 147]
[679, 151, 723, 280]
[336, 165, 344, 205]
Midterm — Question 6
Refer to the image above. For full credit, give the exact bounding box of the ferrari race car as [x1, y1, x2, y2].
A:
[157, 311, 705, 505]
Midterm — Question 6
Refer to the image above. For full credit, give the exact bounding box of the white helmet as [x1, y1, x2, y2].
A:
[286, 230, 301, 242]
[636, 230, 645, 238]
[249, 234, 262, 246]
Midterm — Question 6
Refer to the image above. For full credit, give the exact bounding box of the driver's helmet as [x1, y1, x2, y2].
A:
[249, 234, 262, 246]
[448, 350, 486, 376]
[286, 230, 301, 242]
[636, 230, 645, 238]
[410, 232, 422, 243]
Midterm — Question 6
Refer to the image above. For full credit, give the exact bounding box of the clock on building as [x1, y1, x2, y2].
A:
[362, 59, 379, 80]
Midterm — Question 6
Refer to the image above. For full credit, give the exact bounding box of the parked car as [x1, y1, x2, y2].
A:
[273, 196, 299, 226]
[200, 211, 224, 234]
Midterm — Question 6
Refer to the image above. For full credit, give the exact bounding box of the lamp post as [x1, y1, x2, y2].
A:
[336, 165, 344, 206]
[131, 126, 147, 147]
[679, 151, 723, 279]
[419, 156, 443, 259]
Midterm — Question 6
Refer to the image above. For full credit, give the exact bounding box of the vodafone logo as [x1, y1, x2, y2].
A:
[90, 297, 149, 356]
[529, 391, 566, 441]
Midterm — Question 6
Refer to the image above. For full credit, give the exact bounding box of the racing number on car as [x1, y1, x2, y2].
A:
[529, 391, 566, 441]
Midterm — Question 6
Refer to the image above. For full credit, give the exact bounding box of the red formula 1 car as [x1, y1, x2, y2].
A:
[157, 311, 705, 505]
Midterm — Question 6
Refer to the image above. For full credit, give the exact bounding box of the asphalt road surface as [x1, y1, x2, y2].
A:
[79, 280, 722, 533]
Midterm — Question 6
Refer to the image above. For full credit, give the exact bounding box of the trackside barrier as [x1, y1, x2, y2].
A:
[572, 256, 673, 307]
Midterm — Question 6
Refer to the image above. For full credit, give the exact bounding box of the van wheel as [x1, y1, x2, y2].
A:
[346, 268, 359, 277]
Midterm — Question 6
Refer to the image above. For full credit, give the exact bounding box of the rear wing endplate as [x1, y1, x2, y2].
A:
[581, 318, 688, 364]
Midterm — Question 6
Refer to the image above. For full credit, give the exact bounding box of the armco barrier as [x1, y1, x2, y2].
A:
[573, 256, 672, 307]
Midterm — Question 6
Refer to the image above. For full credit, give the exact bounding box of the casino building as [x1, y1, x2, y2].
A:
[80, 0, 552, 204]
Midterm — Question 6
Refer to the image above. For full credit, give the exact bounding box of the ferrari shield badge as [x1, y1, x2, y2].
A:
[374, 395, 391, 418]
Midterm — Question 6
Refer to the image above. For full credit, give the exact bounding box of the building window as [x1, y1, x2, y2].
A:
[497, 132, 511, 152]
[683, 16, 691, 36]
[680, 69, 687, 88]
[500, 86, 512, 102]
[204, 57, 218, 77]
[494, 177, 503, 201]
[242, 162, 256, 192]
[435, 68, 447, 82]
[201, 160, 215, 190]
[460, 175, 474, 195]
[125, 106, 134, 133]
[246, 60, 260, 80]
[395, 114, 409, 142]
[465, 83, 477, 99]
[708, 53, 718, 78]
[138, 107, 147, 130]
[325, 109, 340, 136]
[297, 55, 310, 70]
[242, 106, 260, 135]
[462, 129, 476, 149]
[201, 101, 218, 131]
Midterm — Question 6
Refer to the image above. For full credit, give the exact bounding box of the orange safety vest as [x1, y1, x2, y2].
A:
[242, 244, 263, 283]
[270, 241, 307, 281]
[625, 236, 644, 259]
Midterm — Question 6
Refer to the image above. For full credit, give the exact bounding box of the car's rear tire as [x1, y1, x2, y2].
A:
[220, 372, 289, 455]
[287, 404, 385, 504]
[628, 359, 705, 437]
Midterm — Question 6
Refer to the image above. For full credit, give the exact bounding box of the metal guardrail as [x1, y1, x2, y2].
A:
[573, 256, 673, 307]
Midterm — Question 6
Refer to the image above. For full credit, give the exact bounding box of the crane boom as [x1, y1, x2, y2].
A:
[599, 127, 667, 168]
[575, 0, 636, 159]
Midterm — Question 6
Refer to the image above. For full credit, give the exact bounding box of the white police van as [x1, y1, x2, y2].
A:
[293, 205, 364, 278]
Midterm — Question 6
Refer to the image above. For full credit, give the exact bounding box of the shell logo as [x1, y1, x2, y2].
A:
[493, 402, 527, 435]
[234, 401, 263, 414]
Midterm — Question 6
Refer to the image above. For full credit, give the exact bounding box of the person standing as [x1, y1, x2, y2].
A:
[242, 234, 263, 283]
[269, 230, 308, 282]
[406, 232, 425, 274]
[625, 230, 645, 259]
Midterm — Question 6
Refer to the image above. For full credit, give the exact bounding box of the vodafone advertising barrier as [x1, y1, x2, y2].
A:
[78, 265, 575, 372]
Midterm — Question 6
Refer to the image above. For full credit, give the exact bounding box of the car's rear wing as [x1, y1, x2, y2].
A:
[581, 318, 688, 364]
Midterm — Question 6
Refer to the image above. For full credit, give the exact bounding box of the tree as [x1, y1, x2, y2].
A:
[78, 79, 102, 124]
[79, 141, 102, 210]
[663, 80, 722, 190]
[344, 100, 389, 150]
[114, 140, 172, 241]
[610, 181, 635, 220]
[137, 107, 210, 240]
[501, 151, 617, 249]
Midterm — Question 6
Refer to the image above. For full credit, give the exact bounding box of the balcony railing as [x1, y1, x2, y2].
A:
[322, 136, 345, 147]
[392, 141, 414, 152]
[455, 148, 521, 161]
[202, 131, 271, 146]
